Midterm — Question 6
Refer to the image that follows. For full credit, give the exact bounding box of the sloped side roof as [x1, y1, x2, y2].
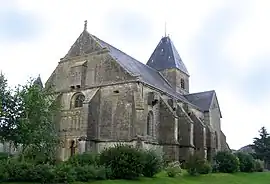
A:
[184, 90, 215, 111]
[92, 35, 189, 103]
[146, 37, 189, 75]
[61, 28, 199, 107]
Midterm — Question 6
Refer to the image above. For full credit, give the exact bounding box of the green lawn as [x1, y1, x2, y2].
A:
[75, 172, 270, 184]
[4, 172, 270, 184]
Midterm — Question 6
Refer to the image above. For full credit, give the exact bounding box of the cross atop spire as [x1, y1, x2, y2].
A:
[84, 20, 87, 31]
[165, 22, 167, 37]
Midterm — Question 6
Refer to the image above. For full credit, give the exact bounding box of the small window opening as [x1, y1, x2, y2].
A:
[151, 99, 158, 106]
[76, 85, 81, 89]
[71, 86, 75, 89]
[113, 90, 119, 93]
[74, 94, 85, 108]
[160, 48, 165, 56]
[180, 78, 185, 89]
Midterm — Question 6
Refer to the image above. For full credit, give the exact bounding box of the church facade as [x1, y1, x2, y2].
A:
[45, 21, 230, 162]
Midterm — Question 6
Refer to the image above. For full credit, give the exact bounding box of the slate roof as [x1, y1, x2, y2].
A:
[63, 26, 215, 112]
[184, 90, 215, 112]
[146, 36, 189, 75]
[92, 35, 190, 103]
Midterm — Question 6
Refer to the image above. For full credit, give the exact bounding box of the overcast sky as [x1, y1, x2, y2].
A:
[0, 0, 270, 150]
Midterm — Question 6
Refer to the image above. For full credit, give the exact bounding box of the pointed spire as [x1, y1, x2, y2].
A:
[84, 20, 88, 31]
[34, 75, 43, 89]
[146, 37, 189, 75]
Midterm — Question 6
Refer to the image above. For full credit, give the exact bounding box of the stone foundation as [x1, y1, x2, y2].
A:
[162, 144, 179, 162]
[179, 146, 195, 161]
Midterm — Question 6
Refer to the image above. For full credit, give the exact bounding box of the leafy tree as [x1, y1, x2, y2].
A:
[252, 127, 270, 169]
[0, 73, 21, 150]
[15, 78, 60, 163]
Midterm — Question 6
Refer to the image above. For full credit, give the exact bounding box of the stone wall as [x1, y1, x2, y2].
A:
[159, 98, 179, 161]
[208, 95, 222, 151]
[45, 49, 135, 92]
[177, 104, 195, 161]
[190, 113, 207, 159]
[160, 68, 189, 94]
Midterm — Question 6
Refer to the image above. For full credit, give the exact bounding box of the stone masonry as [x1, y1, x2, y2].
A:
[45, 21, 230, 162]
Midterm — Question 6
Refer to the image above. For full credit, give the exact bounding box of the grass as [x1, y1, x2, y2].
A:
[3, 171, 270, 184]
[75, 171, 270, 184]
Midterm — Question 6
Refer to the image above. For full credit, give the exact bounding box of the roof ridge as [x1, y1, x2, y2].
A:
[185, 90, 215, 96]
[92, 34, 175, 87]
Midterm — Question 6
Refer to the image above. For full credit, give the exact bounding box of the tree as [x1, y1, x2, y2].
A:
[252, 127, 270, 169]
[15, 78, 60, 163]
[0, 72, 21, 150]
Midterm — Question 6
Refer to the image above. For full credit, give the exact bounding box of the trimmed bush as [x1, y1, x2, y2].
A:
[99, 144, 145, 179]
[142, 149, 163, 177]
[186, 154, 211, 176]
[75, 165, 107, 182]
[235, 152, 255, 172]
[54, 163, 76, 183]
[253, 159, 264, 172]
[67, 152, 99, 166]
[165, 161, 182, 177]
[214, 151, 240, 173]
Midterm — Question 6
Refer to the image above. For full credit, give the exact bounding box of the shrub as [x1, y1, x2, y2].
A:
[75, 165, 107, 182]
[165, 161, 182, 177]
[4, 160, 34, 182]
[186, 154, 211, 176]
[142, 149, 163, 177]
[99, 144, 145, 179]
[253, 159, 264, 172]
[197, 160, 212, 174]
[28, 164, 55, 183]
[0, 160, 8, 182]
[53, 163, 76, 183]
[235, 152, 255, 172]
[67, 152, 99, 166]
[0, 152, 10, 161]
[211, 163, 219, 173]
[214, 151, 240, 173]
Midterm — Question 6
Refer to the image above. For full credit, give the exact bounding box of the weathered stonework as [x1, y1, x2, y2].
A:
[45, 21, 229, 162]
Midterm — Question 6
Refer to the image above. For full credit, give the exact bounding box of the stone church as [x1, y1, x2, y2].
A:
[45, 21, 230, 162]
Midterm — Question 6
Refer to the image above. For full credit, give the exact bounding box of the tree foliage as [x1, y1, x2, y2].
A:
[0, 73, 21, 144]
[252, 127, 270, 168]
[15, 79, 60, 162]
[0, 74, 60, 163]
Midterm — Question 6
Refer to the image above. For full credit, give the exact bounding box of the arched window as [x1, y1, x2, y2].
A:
[71, 93, 85, 108]
[180, 78, 185, 89]
[147, 111, 153, 136]
[215, 131, 218, 148]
